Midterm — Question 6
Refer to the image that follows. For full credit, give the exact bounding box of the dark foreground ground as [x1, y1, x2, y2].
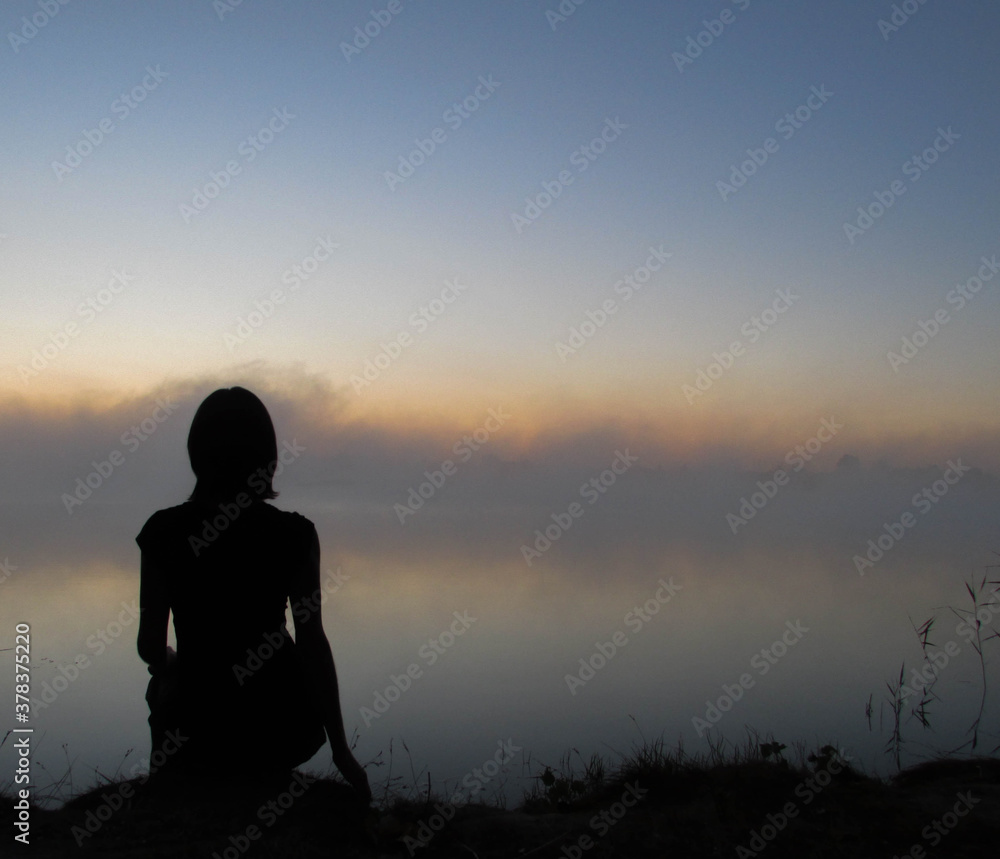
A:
[6, 751, 1000, 858]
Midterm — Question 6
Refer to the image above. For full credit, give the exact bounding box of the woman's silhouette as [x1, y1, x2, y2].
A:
[135, 387, 370, 802]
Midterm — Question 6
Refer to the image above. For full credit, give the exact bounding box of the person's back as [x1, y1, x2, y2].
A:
[137, 499, 326, 773]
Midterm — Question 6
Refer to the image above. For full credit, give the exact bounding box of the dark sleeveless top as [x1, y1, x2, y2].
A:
[136, 501, 326, 770]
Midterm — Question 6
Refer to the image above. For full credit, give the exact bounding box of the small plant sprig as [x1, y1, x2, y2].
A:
[947, 569, 1000, 754]
[869, 559, 1000, 769]
[882, 663, 906, 771]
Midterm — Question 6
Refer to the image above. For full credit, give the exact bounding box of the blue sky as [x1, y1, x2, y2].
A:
[1, 0, 998, 463]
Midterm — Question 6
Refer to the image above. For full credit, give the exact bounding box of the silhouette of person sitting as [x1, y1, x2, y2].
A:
[136, 387, 370, 802]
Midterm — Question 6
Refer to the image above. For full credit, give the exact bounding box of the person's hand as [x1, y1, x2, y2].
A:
[342, 757, 372, 804]
[147, 644, 177, 677]
[333, 748, 372, 804]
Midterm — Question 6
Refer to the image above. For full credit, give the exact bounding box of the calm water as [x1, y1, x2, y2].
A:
[2, 461, 999, 806]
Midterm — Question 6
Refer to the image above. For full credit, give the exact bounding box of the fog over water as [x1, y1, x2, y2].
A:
[2, 375, 998, 803]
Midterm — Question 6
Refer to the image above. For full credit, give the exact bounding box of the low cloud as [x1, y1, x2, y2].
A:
[1, 364, 997, 587]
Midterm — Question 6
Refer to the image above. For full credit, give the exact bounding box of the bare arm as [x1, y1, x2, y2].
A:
[290, 527, 371, 803]
[137, 551, 173, 672]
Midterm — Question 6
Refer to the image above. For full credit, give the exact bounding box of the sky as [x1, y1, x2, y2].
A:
[1, 0, 998, 472]
[2, 0, 1000, 797]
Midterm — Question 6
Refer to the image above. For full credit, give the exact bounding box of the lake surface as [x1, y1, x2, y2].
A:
[3, 461, 999, 806]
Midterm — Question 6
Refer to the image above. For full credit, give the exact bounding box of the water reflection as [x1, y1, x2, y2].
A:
[3, 500, 997, 808]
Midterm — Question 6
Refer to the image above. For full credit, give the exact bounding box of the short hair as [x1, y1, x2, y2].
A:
[187, 387, 279, 502]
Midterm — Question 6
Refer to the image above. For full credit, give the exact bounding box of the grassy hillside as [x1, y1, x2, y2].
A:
[5, 738, 1000, 858]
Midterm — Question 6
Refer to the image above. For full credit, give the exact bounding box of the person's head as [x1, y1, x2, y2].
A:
[187, 387, 278, 503]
